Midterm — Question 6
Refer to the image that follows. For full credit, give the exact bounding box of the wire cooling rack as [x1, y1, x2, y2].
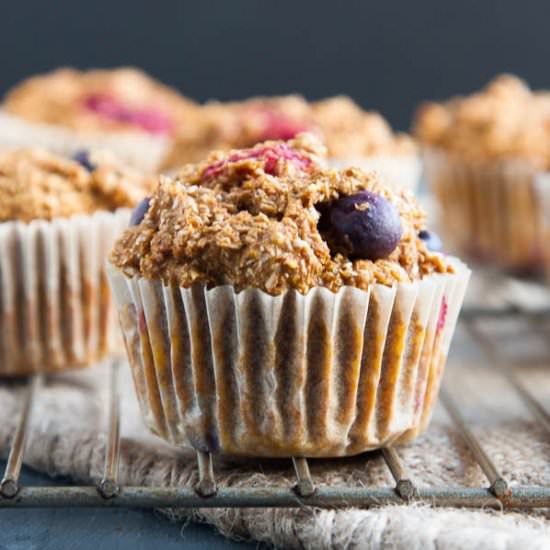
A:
[1, 304, 550, 510]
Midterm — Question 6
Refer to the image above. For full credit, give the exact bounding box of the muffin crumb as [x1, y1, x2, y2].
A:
[162, 95, 416, 169]
[0, 148, 154, 222]
[112, 134, 451, 294]
[415, 74, 550, 168]
[3, 67, 196, 136]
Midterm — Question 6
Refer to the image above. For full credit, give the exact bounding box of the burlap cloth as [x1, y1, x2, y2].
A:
[2, 273, 550, 549]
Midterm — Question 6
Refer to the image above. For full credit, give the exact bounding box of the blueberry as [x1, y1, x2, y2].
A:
[418, 229, 442, 252]
[72, 149, 96, 172]
[323, 191, 402, 261]
[130, 197, 151, 226]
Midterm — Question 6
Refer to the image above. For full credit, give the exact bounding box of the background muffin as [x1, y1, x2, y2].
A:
[416, 74, 550, 271]
[0, 67, 198, 172]
[162, 95, 420, 192]
[0, 148, 154, 376]
[109, 134, 469, 457]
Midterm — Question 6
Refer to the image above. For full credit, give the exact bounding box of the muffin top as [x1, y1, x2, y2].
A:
[311, 96, 416, 157]
[3, 67, 196, 136]
[415, 74, 550, 168]
[0, 148, 155, 223]
[111, 134, 450, 295]
[161, 95, 416, 169]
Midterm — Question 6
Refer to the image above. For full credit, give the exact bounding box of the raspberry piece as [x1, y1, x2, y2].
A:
[253, 106, 309, 141]
[202, 143, 312, 180]
[437, 296, 448, 332]
[83, 94, 173, 134]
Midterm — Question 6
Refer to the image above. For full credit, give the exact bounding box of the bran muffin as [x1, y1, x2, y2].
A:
[1, 67, 198, 172]
[0, 148, 154, 375]
[161, 95, 421, 192]
[108, 134, 469, 457]
[415, 74, 550, 271]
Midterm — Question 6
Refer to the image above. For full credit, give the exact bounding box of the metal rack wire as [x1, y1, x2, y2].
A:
[1, 305, 550, 510]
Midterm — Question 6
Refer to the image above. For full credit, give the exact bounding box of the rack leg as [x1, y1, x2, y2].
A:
[1, 374, 42, 498]
[195, 451, 217, 497]
[99, 359, 122, 499]
[292, 457, 315, 497]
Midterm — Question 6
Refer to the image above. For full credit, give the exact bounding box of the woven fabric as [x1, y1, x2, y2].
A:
[1, 324, 550, 550]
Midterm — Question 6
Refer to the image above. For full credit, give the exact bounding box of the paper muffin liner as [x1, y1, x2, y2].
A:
[423, 147, 542, 272]
[328, 155, 421, 194]
[533, 173, 550, 284]
[0, 209, 130, 376]
[108, 260, 470, 458]
[0, 110, 169, 173]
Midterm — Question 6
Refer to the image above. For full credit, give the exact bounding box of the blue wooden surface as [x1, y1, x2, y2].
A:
[0, 461, 253, 550]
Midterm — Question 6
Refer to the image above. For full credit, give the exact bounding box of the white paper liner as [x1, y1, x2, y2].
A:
[423, 147, 542, 271]
[0, 209, 130, 376]
[0, 110, 169, 173]
[328, 155, 421, 194]
[533, 173, 550, 284]
[108, 260, 470, 458]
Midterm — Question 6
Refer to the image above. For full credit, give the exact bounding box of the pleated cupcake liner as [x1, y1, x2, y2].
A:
[0, 209, 130, 376]
[423, 147, 542, 272]
[328, 155, 421, 194]
[533, 174, 550, 285]
[108, 260, 470, 458]
[0, 110, 169, 173]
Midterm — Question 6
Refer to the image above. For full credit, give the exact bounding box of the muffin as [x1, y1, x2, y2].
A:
[415, 74, 550, 271]
[0, 148, 154, 376]
[534, 173, 550, 285]
[1, 67, 197, 172]
[162, 95, 420, 192]
[108, 133, 469, 457]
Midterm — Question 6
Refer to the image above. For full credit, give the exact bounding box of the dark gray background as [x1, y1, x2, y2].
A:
[1, 0, 548, 130]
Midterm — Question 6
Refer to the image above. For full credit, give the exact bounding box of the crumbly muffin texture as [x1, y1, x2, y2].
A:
[3, 67, 196, 136]
[112, 134, 450, 294]
[0, 148, 154, 222]
[311, 96, 416, 157]
[415, 74, 550, 168]
[160, 96, 315, 168]
[161, 95, 416, 169]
